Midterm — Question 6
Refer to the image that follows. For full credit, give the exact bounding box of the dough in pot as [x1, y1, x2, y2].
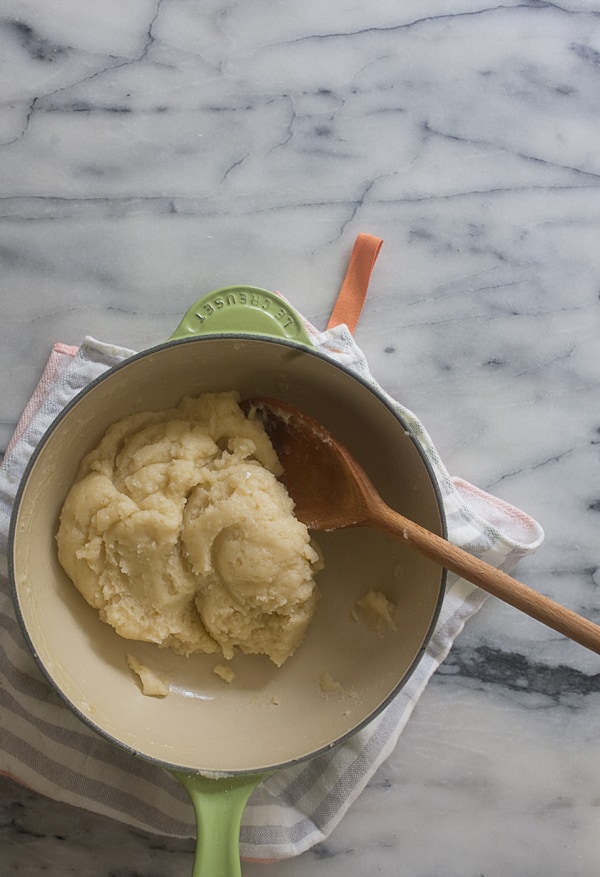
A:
[56, 391, 323, 666]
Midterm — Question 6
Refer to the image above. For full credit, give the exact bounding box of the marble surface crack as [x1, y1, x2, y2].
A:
[0, 0, 164, 149]
[222, 150, 251, 182]
[486, 446, 575, 490]
[422, 121, 600, 182]
[0, 97, 38, 148]
[2, 182, 599, 222]
[334, 178, 376, 241]
[266, 2, 596, 50]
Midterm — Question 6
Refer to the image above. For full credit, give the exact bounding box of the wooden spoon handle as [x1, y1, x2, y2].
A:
[371, 503, 600, 655]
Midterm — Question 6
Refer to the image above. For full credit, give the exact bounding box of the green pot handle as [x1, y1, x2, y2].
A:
[170, 285, 314, 347]
[173, 770, 272, 877]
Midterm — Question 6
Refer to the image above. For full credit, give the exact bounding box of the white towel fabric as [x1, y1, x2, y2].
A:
[0, 322, 544, 863]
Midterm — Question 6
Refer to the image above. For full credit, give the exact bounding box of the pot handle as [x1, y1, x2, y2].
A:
[173, 770, 272, 877]
[169, 286, 315, 347]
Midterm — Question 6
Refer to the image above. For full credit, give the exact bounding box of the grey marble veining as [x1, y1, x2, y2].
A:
[2, 1, 600, 874]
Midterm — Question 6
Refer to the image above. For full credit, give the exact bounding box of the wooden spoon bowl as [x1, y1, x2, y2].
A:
[245, 397, 600, 656]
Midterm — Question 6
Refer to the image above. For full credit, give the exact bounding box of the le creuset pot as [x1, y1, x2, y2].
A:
[9, 288, 446, 876]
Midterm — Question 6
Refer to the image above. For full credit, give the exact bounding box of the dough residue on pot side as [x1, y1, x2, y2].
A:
[351, 590, 397, 633]
[126, 654, 170, 698]
[56, 391, 323, 667]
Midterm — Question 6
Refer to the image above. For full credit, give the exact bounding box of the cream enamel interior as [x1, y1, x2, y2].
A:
[10, 336, 445, 775]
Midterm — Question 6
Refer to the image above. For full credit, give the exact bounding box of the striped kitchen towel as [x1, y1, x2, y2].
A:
[0, 319, 543, 862]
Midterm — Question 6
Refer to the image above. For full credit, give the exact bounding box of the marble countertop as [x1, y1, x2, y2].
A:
[2, 1, 600, 874]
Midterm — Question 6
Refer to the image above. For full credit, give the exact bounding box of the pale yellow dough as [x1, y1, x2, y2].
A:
[56, 392, 323, 666]
[351, 591, 397, 633]
[126, 654, 170, 697]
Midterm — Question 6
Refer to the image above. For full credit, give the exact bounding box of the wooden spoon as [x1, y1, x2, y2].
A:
[244, 397, 600, 656]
